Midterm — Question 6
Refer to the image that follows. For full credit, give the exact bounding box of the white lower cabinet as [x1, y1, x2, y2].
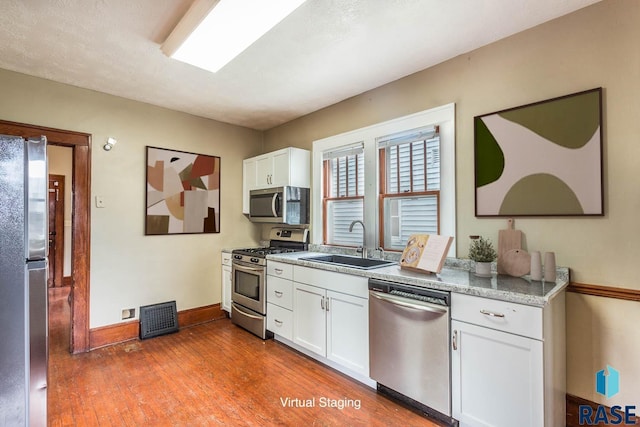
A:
[451, 320, 543, 427]
[326, 290, 369, 375]
[266, 261, 294, 341]
[292, 282, 326, 355]
[451, 292, 565, 427]
[221, 253, 232, 313]
[267, 261, 370, 379]
[292, 281, 369, 377]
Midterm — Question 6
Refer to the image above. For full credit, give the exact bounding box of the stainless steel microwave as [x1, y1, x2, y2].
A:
[249, 186, 310, 225]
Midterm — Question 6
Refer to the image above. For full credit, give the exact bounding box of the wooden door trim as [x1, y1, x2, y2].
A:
[48, 174, 65, 287]
[0, 119, 91, 353]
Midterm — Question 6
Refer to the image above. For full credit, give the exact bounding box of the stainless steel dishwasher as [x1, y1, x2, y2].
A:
[368, 278, 452, 422]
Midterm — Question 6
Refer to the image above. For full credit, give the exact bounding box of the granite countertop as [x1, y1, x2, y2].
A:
[265, 251, 569, 307]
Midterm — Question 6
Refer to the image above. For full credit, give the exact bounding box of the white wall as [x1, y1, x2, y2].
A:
[263, 0, 640, 406]
[0, 68, 263, 328]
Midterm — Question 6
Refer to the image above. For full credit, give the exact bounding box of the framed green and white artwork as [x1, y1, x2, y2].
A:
[474, 87, 603, 217]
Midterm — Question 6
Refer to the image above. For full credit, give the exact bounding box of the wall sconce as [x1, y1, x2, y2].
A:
[103, 137, 117, 151]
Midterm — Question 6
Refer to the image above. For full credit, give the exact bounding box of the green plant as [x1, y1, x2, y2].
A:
[468, 236, 497, 262]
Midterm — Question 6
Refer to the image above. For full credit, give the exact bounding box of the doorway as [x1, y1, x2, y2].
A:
[0, 119, 91, 354]
[48, 174, 65, 288]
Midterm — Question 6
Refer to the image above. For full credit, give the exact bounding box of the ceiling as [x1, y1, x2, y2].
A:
[0, 0, 601, 131]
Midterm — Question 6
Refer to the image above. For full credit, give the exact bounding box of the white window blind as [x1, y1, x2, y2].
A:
[323, 144, 364, 246]
[325, 199, 364, 246]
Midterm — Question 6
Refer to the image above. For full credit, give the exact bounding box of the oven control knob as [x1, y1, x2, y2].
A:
[250, 258, 260, 263]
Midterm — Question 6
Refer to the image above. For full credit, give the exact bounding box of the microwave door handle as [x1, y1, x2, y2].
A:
[272, 193, 279, 217]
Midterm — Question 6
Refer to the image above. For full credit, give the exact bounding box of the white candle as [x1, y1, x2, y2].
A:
[544, 252, 556, 282]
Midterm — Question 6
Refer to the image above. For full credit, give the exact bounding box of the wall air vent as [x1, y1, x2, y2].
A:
[139, 300, 179, 340]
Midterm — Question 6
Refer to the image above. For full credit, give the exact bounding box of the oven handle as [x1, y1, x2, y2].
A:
[370, 290, 448, 315]
[232, 262, 264, 273]
[232, 302, 263, 320]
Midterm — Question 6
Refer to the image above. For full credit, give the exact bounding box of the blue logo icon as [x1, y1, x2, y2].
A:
[596, 365, 620, 399]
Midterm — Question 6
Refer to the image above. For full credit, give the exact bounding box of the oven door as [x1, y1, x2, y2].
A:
[231, 261, 266, 315]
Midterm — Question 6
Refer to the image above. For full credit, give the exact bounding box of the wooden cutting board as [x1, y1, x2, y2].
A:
[497, 218, 522, 274]
[502, 248, 531, 277]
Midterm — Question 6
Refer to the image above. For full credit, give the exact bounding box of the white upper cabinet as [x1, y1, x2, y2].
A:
[243, 147, 310, 214]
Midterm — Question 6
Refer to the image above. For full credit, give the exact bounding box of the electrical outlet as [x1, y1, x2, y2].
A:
[121, 308, 135, 320]
[95, 196, 105, 208]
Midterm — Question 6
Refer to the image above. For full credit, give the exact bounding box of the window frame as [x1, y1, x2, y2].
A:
[311, 104, 456, 257]
[322, 154, 365, 246]
[378, 132, 441, 250]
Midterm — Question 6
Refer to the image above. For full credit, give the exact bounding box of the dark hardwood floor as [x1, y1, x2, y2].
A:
[48, 288, 438, 426]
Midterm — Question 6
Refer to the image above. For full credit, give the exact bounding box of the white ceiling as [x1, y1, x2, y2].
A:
[0, 0, 601, 131]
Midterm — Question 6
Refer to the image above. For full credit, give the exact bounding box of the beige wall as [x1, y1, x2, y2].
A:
[47, 145, 73, 277]
[0, 68, 263, 328]
[264, 0, 640, 405]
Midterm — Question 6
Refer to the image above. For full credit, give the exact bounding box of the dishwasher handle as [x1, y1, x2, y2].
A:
[370, 290, 448, 315]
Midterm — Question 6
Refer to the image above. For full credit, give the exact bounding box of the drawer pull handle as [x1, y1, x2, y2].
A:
[274, 290, 283, 297]
[274, 319, 283, 326]
[275, 268, 283, 274]
[480, 309, 505, 318]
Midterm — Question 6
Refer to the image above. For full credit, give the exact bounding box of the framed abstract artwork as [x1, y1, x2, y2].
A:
[474, 87, 603, 217]
[145, 146, 221, 235]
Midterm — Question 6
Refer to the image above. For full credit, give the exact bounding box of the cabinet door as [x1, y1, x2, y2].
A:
[222, 265, 232, 313]
[451, 320, 544, 427]
[242, 158, 257, 214]
[255, 155, 273, 187]
[293, 282, 326, 356]
[326, 291, 369, 376]
[270, 149, 290, 187]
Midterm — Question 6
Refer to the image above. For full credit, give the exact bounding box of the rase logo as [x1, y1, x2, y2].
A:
[596, 365, 620, 399]
[579, 365, 637, 425]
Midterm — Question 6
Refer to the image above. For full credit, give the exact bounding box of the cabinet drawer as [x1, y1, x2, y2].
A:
[267, 303, 293, 341]
[451, 293, 542, 340]
[267, 261, 293, 280]
[222, 252, 232, 266]
[293, 266, 368, 298]
[267, 276, 293, 309]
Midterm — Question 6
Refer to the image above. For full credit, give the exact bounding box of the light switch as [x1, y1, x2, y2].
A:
[95, 196, 105, 208]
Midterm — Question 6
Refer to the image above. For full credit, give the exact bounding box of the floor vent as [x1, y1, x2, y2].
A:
[139, 301, 179, 340]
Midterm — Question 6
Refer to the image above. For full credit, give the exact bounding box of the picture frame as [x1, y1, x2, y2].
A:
[145, 146, 221, 235]
[474, 87, 603, 217]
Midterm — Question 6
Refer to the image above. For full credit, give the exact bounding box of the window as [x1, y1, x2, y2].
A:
[312, 104, 456, 256]
[378, 127, 440, 250]
[322, 145, 364, 246]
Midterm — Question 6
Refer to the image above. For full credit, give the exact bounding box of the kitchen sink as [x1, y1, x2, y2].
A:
[300, 254, 396, 270]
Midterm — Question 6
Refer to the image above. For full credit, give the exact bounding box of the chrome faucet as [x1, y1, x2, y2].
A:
[349, 220, 367, 258]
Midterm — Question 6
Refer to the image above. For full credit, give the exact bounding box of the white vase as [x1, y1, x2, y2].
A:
[544, 252, 556, 282]
[475, 262, 492, 277]
[530, 251, 542, 281]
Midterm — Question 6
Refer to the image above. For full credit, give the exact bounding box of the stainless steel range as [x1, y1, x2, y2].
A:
[231, 227, 308, 339]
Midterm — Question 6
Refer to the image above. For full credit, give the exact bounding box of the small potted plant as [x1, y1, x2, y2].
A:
[468, 236, 497, 277]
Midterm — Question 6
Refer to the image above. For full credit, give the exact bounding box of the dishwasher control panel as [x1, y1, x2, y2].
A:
[368, 278, 450, 306]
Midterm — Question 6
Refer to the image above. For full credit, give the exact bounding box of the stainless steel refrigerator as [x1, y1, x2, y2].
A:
[0, 135, 48, 426]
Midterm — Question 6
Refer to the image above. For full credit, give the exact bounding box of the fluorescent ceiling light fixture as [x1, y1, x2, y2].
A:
[163, 0, 306, 73]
